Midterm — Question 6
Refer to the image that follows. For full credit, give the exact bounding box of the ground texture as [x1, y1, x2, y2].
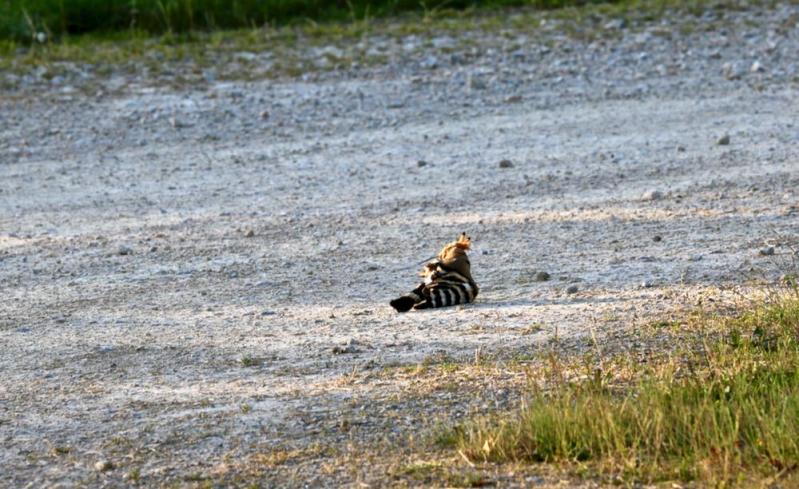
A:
[2, 3, 799, 487]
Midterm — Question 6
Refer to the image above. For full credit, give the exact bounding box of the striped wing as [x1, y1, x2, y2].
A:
[424, 266, 478, 307]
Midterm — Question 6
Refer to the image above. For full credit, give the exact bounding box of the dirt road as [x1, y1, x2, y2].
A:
[2, 3, 799, 486]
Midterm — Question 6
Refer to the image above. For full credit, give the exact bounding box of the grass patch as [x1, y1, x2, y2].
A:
[1, 0, 624, 42]
[239, 355, 262, 367]
[0, 0, 766, 88]
[396, 459, 493, 487]
[250, 443, 333, 468]
[448, 295, 799, 486]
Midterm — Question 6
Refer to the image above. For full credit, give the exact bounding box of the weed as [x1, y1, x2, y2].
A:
[240, 355, 261, 367]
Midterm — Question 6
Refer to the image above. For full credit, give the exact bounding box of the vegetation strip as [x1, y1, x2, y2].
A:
[0, 0, 744, 88]
[1, 0, 626, 42]
[437, 294, 799, 486]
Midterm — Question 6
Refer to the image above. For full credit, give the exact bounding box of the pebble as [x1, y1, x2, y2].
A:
[498, 159, 514, 169]
[94, 460, 114, 472]
[534, 271, 551, 282]
[417, 160, 428, 167]
[759, 246, 775, 256]
[333, 339, 361, 355]
[605, 18, 627, 30]
[642, 189, 664, 201]
[117, 245, 133, 255]
[653, 235, 663, 242]
[722, 62, 745, 80]
[244, 229, 255, 238]
[468, 75, 487, 90]
[641, 280, 654, 288]
[566, 285, 579, 294]
[750, 60, 764, 73]
[717, 134, 730, 145]
[421, 56, 439, 69]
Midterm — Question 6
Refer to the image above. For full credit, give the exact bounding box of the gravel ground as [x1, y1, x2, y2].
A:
[2, 3, 799, 487]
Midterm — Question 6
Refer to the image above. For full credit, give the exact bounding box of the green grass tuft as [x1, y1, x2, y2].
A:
[240, 355, 262, 367]
[452, 296, 799, 486]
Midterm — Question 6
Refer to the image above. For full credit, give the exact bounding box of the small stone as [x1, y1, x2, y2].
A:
[603, 18, 627, 30]
[750, 60, 764, 73]
[566, 285, 579, 294]
[504, 95, 522, 103]
[653, 235, 663, 242]
[759, 246, 775, 256]
[641, 280, 654, 288]
[261, 310, 277, 316]
[117, 245, 133, 255]
[676, 145, 686, 152]
[722, 62, 744, 80]
[467, 74, 486, 90]
[95, 460, 114, 472]
[717, 134, 730, 145]
[642, 190, 664, 201]
[688, 254, 703, 262]
[333, 339, 360, 355]
[498, 159, 514, 169]
[244, 229, 255, 238]
[417, 160, 428, 167]
[534, 271, 551, 282]
[421, 56, 438, 69]
[259, 110, 270, 120]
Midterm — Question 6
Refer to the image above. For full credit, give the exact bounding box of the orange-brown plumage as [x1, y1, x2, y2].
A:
[432, 232, 474, 282]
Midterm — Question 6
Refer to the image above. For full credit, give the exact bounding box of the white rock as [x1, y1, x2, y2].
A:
[722, 62, 745, 80]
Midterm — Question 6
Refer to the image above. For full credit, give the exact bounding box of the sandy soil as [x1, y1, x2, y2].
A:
[2, 3, 799, 487]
